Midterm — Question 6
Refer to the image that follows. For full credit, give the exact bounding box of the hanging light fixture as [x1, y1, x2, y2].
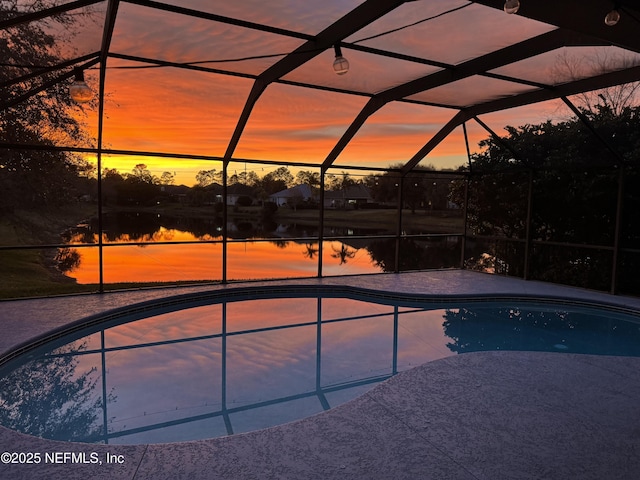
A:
[503, 0, 520, 14]
[604, 8, 621, 26]
[333, 45, 349, 75]
[69, 67, 93, 103]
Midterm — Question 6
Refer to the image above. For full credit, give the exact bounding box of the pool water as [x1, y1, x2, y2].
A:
[1, 292, 639, 445]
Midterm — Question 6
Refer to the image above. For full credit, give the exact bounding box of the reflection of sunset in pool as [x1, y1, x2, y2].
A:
[3, 289, 639, 445]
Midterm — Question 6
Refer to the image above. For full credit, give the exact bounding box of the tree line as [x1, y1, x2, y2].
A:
[93, 162, 457, 211]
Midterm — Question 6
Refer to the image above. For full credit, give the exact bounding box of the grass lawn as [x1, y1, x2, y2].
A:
[137, 202, 464, 234]
[0, 205, 97, 299]
[0, 249, 98, 298]
[274, 207, 464, 234]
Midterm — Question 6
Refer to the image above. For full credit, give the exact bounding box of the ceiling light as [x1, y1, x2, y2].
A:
[69, 68, 93, 103]
[604, 9, 620, 26]
[333, 45, 349, 75]
[503, 0, 520, 14]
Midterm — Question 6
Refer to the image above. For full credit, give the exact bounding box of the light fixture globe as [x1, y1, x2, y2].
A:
[332, 45, 349, 75]
[604, 9, 620, 26]
[333, 55, 349, 75]
[504, 0, 520, 14]
[69, 68, 93, 103]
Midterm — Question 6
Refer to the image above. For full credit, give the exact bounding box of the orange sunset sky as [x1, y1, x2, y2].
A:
[68, 0, 612, 186]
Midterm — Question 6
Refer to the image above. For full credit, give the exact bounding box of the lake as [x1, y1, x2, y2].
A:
[58, 211, 461, 284]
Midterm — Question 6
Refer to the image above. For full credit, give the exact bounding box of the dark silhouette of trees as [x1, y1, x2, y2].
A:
[54, 247, 81, 273]
[296, 170, 320, 188]
[552, 50, 640, 116]
[325, 171, 356, 191]
[1, 1, 96, 212]
[229, 170, 259, 186]
[330, 243, 356, 264]
[303, 242, 319, 260]
[101, 167, 125, 205]
[0, 142, 94, 210]
[367, 237, 461, 272]
[195, 169, 220, 188]
[402, 165, 451, 214]
[442, 305, 640, 356]
[160, 171, 176, 186]
[109, 164, 162, 206]
[362, 164, 453, 213]
[450, 102, 640, 292]
[363, 168, 401, 206]
[0, 341, 114, 441]
[260, 166, 294, 194]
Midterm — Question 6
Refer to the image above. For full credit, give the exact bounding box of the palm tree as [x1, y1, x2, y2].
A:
[303, 243, 319, 259]
[331, 243, 356, 265]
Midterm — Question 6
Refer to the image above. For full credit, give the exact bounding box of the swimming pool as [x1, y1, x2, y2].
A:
[1, 285, 639, 445]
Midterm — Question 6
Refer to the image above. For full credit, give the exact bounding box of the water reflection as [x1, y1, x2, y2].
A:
[0, 341, 112, 441]
[1, 295, 639, 445]
[64, 211, 371, 244]
[303, 242, 319, 259]
[442, 306, 640, 356]
[54, 247, 81, 274]
[330, 244, 357, 264]
[57, 212, 390, 282]
[55, 211, 464, 283]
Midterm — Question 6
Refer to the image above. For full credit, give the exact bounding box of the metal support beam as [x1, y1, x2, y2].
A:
[394, 177, 403, 273]
[402, 111, 469, 174]
[473, 116, 522, 163]
[470, 65, 640, 117]
[461, 122, 472, 267]
[96, 58, 106, 292]
[224, 0, 408, 159]
[100, 0, 121, 58]
[380, 29, 584, 103]
[0, 57, 100, 112]
[0, 52, 99, 90]
[523, 170, 534, 280]
[222, 161, 228, 283]
[461, 176, 470, 269]
[561, 96, 626, 165]
[0, 0, 102, 29]
[224, 79, 267, 159]
[401, 65, 640, 175]
[318, 168, 326, 278]
[123, 0, 313, 42]
[470, 0, 640, 53]
[322, 97, 386, 169]
[611, 167, 625, 294]
[322, 28, 579, 170]
[96, 0, 120, 293]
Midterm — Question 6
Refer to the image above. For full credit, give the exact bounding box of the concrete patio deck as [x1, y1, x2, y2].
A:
[1, 270, 639, 479]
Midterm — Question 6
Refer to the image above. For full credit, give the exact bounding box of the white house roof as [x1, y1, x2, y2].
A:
[269, 184, 314, 199]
